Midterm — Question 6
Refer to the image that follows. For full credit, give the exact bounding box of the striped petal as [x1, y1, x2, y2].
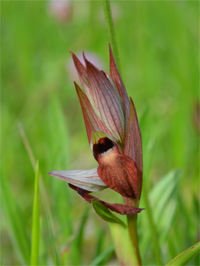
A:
[75, 82, 112, 146]
[48, 168, 107, 192]
[84, 56, 125, 145]
[124, 98, 143, 198]
[109, 45, 130, 123]
[70, 51, 88, 89]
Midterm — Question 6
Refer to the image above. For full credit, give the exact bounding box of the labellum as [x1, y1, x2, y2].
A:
[93, 136, 138, 199]
[49, 46, 143, 215]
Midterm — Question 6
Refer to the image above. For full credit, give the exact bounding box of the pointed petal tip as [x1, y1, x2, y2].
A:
[70, 51, 81, 63]
[83, 53, 96, 69]
[82, 51, 86, 60]
[48, 171, 53, 176]
[74, 82, 82, 94]
[137, 208, 145, 213]
[74, 81, 79, 87]
[83, 52, 91, 67]
[129, 97, 134, 106]
[69, 50, 76, 57]
[108, 43, 112, 54]
[83, 54, 90, 67]
[48, 171, 58, 177]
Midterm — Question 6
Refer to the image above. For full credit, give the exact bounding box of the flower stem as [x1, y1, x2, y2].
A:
[127, 214, 142, 265]
[103, 0, 120, 72]
[109, 220, 142, 266]
[124, 197, 142, 265]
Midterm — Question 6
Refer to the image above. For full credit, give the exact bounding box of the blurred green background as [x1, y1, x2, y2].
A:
[1, 1, 199, 265]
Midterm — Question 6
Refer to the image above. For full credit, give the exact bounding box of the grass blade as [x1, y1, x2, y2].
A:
[166, 242, 200, 266]
[141, 170, 182, 264]
[90, 246, 114, 266]
[30, 160, 40, 265]
[18, 123, 61, 265]
[142, 183, 163, 266]
[71, 206, 90, 265]
[0, 169, 30, 264]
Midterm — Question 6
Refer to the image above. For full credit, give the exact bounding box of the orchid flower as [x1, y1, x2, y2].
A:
[49, 46, 143, 215]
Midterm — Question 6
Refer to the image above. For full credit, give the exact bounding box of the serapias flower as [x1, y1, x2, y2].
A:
[49, 46, 143, 215]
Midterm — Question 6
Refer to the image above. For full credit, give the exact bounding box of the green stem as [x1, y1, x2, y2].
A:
[127, 214, 142, 265]
[103, 0, 120, 71]
[124, 197, 142, 265]
[143, 184, 163, 265]
[109, 221, 142, 266]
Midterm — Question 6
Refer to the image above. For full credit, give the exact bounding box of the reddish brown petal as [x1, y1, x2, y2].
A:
[75, 82, 111, 144]
[84, 56, 125, 144]
[97, 147, 138, 198]
[99, 200, 143, 215]
[70, 51, 92, 99]
[109, 45, 130, 122]
[70, 51, 87, 83]
[124, 98, 143, 198]
[69, 185, 143, 215]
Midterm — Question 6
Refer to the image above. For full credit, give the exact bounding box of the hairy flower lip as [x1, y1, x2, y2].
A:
[97, 152, 138, 199]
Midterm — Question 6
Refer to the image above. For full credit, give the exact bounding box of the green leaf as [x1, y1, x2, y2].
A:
[166, 242, 200, 266]
[18, 123, 61, 265]
[140, 169, 182, 265]
[47, 96, 73, 239]
[71, 206, 90, 265]
[90, 246, 114, 266]
[92, 200, 126, 227]
[150, 169, 182, 241]
[0, 169, 30, 264]
[30, 161, 40, 265]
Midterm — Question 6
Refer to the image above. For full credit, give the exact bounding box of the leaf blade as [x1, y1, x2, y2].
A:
[92, 200, 126, 227]
[30, 161, 40, 265]
[166, 242, 200, 266]
[0, 169, 30, 264]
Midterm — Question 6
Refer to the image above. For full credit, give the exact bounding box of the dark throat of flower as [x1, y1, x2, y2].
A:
[93, 137, 115, 161]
